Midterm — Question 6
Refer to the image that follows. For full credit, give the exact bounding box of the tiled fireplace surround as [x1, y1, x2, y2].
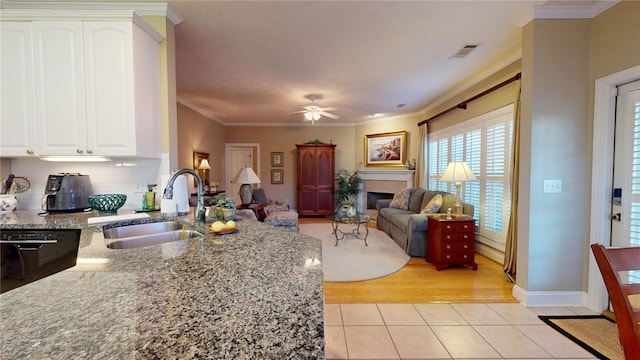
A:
[357, 170, 415, 214]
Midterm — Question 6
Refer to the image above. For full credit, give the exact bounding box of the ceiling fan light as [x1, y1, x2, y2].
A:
[313, 111, 321, 120]
[304, 112, 313, 120]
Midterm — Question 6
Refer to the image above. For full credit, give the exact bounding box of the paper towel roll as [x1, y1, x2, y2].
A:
[160, 174, 190, 215]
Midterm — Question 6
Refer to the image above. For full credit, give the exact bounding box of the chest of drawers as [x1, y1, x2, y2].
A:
[426, 215, 478, 271]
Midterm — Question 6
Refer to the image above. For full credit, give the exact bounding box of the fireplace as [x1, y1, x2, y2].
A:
[356, 169, 415, 213]
[367, 192, 395, 209]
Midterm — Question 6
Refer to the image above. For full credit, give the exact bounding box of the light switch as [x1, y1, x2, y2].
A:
[543, 179, 562, 193]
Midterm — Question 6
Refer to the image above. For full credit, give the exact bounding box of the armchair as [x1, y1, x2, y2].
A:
[252, 188, 298, 232]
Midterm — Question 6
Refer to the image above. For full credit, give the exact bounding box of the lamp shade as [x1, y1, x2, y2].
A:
[232, 167, 261, 184]
[198, 159, 211, 170]
[439, 161, 477, 182]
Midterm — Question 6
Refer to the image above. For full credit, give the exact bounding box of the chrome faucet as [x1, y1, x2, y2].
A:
[164, 169, 206, 223]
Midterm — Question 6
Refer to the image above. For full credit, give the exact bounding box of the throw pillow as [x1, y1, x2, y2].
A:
[389, 188, 412, 210]
[420, 194, 442, 214]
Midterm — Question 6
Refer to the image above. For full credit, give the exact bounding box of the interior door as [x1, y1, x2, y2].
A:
[611, 80, 640, 248]
[226, 145, 259, 206]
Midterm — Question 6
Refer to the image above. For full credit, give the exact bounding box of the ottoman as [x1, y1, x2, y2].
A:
[264, 211, 299, 232]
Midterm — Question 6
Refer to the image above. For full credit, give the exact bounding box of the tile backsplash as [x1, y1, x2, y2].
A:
[4, 154, 178, 210]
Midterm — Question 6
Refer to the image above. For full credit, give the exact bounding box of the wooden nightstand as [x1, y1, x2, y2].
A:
[425, 214, 478, 271]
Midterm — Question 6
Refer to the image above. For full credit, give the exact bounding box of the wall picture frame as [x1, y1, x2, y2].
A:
[193, 151, 210, 185]
[271, 169, 284, 184]
[271, 152, 284, 167]
[364, 131, 407, 167]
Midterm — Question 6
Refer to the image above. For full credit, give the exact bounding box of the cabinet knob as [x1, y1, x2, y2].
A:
[446, 225, 452, 230]
[463, 254, 468, 259]
[446, 235, 452, 240]
[463, 235, 468, 239]
[26, 149, 34, 155]
[446, 245, 451, 249]
[86, 149, 93, 154]
[76, 149, 84, 154]
[463, 225, 469, 229]
[446, 255, 451, 259]
[464, 245, 468, 249]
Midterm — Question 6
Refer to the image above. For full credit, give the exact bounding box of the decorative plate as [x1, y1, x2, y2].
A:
[209, 228, 239, 236]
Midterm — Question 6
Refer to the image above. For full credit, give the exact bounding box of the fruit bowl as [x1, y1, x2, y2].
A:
[89, 194, 127, 214]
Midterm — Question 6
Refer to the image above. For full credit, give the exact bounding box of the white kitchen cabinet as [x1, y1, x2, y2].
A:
[0, 22, 37, 157]
[0, 11, 163, 159]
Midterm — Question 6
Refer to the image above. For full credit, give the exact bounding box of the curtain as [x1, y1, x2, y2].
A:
[503, 80, 521, 283]
[417, 122, 429, 188]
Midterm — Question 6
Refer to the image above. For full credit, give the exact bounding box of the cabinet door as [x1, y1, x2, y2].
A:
[315, 146, 335, 213]
[33, 21, 87, 155]
[83, 22, 136, 156]
[0, 22, 37, 157]
[297, 148, 317, 187]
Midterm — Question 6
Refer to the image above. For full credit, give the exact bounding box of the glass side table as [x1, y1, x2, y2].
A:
[327, 213, 372, 246]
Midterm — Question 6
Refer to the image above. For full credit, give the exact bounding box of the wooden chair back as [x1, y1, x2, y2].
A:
[591, 243, 640, 359]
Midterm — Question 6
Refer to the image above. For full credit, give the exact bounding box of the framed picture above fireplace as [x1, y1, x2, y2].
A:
[364, 131, 407, 167]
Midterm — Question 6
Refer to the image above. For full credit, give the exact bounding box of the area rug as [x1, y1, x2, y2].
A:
[538, 315, 624, 360]
[299, 223, 410, 282]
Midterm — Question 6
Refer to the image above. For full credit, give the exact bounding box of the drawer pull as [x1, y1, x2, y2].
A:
[446, 245, 451, 249]
[446, 225, 452, 230]
[464, 245, 468, 249]
[464, 254, 468, 259]
[446, 255, 451, 259]
[446, 235, 452, 240]
[463, 235, 468, 239]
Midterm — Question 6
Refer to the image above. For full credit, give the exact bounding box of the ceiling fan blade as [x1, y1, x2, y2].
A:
[320, 111, 339, 119]
[319, 107, 337, 112]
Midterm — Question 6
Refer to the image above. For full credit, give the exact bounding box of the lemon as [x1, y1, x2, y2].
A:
[211, 221, 225, 232]
[225, 220, 236, 229]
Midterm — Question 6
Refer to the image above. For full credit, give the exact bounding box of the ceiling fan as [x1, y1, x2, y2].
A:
[295, 95, 339, 124]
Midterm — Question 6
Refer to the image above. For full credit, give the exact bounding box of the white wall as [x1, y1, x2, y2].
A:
[8, 155, 171, 211]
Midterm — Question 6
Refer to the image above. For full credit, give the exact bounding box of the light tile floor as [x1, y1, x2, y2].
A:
[324, 302, 601, 359]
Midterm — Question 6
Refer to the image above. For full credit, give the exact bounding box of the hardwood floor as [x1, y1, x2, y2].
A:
[299, 217, 516, 304]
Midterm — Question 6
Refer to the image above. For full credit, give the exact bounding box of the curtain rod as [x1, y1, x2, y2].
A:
[418, 72, 521, 127]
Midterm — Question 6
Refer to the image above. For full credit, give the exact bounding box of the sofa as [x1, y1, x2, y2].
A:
[376, 188, 474, 257]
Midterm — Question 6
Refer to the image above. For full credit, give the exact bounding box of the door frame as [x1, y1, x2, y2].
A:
[224, 143, 261, 199]
[586, 64, 640, 312]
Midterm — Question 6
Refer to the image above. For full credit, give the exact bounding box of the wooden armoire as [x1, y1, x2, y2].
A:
[296, 144, 336, 216]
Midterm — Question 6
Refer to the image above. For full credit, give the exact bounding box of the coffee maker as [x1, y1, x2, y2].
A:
[42, 173, 93, 212]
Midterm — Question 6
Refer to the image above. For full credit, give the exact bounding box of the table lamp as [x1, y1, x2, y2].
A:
[439, 161, 477, 215]
[232, 167, 261, 206]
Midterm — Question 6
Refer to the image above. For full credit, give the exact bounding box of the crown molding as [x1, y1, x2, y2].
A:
[0, 1, 183, 24]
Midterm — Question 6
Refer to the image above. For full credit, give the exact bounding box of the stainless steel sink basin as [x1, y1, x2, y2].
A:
[103, 221, 184, 239]
[103, 221, 204, 249]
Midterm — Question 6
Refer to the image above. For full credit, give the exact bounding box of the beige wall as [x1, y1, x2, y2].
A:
[177, 103, 226, 192]
[225, 125, 356, 205]
[521, 19, 592, 292]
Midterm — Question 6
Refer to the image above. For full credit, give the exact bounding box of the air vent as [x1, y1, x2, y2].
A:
[450, 43, 481, 59]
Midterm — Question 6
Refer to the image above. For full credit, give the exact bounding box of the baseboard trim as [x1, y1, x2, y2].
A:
[475, 242, 504, 264]
[513, 285, 585, 307]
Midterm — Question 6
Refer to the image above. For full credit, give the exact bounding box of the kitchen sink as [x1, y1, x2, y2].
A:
[103, 221, 204, 249]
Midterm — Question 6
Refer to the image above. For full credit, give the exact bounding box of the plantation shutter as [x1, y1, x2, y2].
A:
[426, 104, 514, 253]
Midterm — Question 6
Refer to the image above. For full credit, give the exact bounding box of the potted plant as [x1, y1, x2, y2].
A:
[335, 169, 362, 215]
[209, 196, 236, 221]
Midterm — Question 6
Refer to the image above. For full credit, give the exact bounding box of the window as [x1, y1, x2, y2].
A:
[427, 104, 514, 251]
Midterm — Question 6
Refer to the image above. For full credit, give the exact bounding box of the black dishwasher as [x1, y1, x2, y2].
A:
[0, 228, 81, 294]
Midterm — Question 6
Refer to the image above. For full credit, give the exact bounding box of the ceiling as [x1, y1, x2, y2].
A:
[2, 0, 616, 126]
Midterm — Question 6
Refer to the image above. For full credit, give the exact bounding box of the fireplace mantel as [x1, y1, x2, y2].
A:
[357, 169, 415, 212]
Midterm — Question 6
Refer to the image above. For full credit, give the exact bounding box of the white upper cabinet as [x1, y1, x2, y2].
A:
[0, 22, 37, 157]
[32, 21, 87, 156]
[0, 10, 163, 158]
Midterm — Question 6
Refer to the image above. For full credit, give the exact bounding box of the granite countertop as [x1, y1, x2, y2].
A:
[0, 210, 324, 359]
